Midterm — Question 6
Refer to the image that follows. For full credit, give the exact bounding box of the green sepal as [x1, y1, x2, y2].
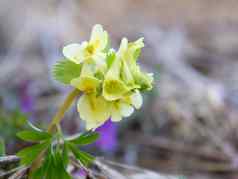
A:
[133, 48, 141, 60]
[134, 71, 153, 91]
[106, 50, 116, 69]
[52, 59, 82, 84]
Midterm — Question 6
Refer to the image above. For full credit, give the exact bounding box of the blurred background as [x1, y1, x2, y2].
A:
[1, 0, 238, 178]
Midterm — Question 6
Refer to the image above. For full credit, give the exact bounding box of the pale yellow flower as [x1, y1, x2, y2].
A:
[70, 62, 101, 93]
[77, 94, 110, 130]
[110, 90, 143, 122]
[102, 47, 130, 101]
[110, 101, 134, 122]
[127, 90, 143, 109]
[63, 24, 108, 68]
[118, 38, 153, 91]
[77, 90, 143, 129]
[59, 24, 153, 130]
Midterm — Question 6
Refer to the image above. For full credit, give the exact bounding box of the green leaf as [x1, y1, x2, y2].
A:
[62, 142, 69, 167]
[69, 143, 94, 167]
[52, 59, 82, 84]
[31, 165, 45, 179]
[67, 131, 99, 145]
[32, 144, 72, 179]
[0, 138, 5, 156]
[54, 151, 71, 179]
[17, 130, 52, 142]
[31, 151, 52, 179]
[17, 140, 51, 165]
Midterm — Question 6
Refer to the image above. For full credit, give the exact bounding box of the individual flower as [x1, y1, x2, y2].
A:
[102, 48, 130, 101]
[110, 90, 142, 122]
[124, 90, 143, 110]
[70, 62, 101, 94]
[77, 90, 142, 130]
[63, 24, 108, 68]
[119, 38, 153, 91]
[77, 93, 110, 130]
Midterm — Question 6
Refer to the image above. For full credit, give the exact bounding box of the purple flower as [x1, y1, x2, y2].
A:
[95, 119, 118, 152]
[19, 80, 34, 113]
[73, 168, 87, 177]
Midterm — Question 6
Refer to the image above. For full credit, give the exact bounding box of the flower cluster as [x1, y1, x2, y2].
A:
[61, 24, 153, 130]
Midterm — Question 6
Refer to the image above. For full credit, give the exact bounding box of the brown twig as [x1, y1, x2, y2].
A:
[0, 155, 20, 167]
[9, 166, 28, 179]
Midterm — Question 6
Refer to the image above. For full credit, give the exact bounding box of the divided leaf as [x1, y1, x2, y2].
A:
[17, 130, 52, 142]
[52, 59, 82, 84]
[54, 151, 72, 179]
[32, 148, 71, 179]
[17, 140, 51, 165]
[62, 142, 69, 167]
[69, 143, 94, 167]
[67, 131, 99, 145]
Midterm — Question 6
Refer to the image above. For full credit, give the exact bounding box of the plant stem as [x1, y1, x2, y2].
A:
[30, 88, 80, 174]
[47, 88, 81, 133]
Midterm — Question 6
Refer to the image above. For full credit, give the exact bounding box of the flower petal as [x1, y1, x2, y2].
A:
[63, 43, 87, 64]
[130, 90, 143, 109]
[90, 24, 108, 51]
[77, 94, 110, 130]
[71, 76, 100, 93]
[117, 38, 128, 58]
[103, 78, 129, 101]
[110, 106, 122, 122]
[86, 121, 104, 131]
[121, 60, 135, 87]
[92, 52, 107, 70]
[120, 103, 134, 117]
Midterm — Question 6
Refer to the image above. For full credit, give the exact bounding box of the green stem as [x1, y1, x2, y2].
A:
[30, 88, 80, 174]
[47, 88, 81, 133]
